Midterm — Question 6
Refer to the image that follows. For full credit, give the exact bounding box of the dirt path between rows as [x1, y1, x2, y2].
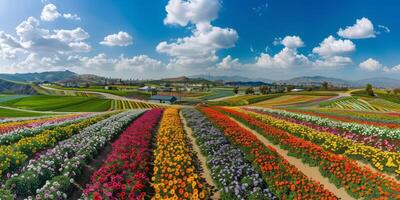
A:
[179, 111, 221, 199]
[228, 116, 353, 200]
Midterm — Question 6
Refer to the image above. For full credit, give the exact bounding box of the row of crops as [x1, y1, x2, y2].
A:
[1, 106, 399, 199]
[110, 99, 161, 110]
[320, 96, 388, 111]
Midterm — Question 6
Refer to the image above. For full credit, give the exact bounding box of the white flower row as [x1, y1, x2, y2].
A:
[0, 113, 100, 145]
[247, 106, 400, 139]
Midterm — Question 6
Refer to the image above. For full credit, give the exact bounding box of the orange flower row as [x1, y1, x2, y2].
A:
[151, 108, 210, 200]
[199, 106, 337, 199]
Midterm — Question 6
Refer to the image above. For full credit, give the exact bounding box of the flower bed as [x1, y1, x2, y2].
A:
[199, 106, 337, 199]
[151, 108, 210, 199]
[1, 111, 141, 198]
[247, 107, 400, 152]
[218, 107, 400, 199]
[83, 109, 162, 199]
[6, 110, 144, 199]
[0, 113, 99, 146]
[0, 114, 90, 135]
[286, 108, 400, 129]
[248, 107, 400, 140]
[182, 108, 276, 200]
[243, 108, 400, 176]
[0, 113, 112, 176]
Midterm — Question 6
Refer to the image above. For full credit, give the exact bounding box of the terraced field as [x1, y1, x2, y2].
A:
[253, 95, 328, 107]
[320, 97, 388, 111]
[201, 88, 235, 100]
[110, 99, 162, 110]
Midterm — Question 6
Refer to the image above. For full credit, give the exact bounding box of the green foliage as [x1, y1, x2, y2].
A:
[245, 87, 255, 95]
[259, 86, 270, 94]
[322, 81, 329, 90]
[201, 88, 235, 100]
[0, 189, 14, 200]
[0, 95, 111, 112]
[0, 107, 50, 117]
[233, 87, 239, 94]
[366, 84, 375, 96]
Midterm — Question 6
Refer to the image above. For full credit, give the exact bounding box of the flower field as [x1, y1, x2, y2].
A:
[253, 95, 329, 108]
[320, 97, 387, 111]
[285, 108, 400, 128]
[1, 102, 400, 199]
[111, 99, 161, 110]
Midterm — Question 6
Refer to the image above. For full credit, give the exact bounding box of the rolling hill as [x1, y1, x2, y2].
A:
[0, 70, 77, 83]
[0, 79, 37, 95]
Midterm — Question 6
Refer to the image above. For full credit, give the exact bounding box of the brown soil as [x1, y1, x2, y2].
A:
[180, 111, 221, 199]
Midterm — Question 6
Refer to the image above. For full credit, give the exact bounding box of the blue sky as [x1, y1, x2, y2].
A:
[0, 0, 400, 80]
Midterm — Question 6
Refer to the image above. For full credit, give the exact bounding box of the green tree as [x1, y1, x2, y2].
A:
[233, 87, 239, 94]
[393, 88, 400, 95]
[322, 81, 329, 90]
[245, 87, 255, 95]
[366, 84, 375, 96]
[259, 86, 270, 94]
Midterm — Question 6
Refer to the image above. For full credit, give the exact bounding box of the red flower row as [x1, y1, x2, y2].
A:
[218, 107, 400, 199]
[199, 106, 337, 199]
[83, 109, 163, 200]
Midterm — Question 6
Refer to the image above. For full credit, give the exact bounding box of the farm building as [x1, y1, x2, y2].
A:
[150, 95, 177, 104]
[138, 86, 156, 92]
[290, 88, 305, 92]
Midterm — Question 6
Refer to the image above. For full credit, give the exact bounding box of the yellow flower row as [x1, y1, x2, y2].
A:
[151, 108, 209, 200]
[238, 108, 400, 176]
[0, 115, 107, 175]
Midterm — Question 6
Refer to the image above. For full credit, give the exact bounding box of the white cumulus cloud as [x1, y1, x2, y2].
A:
[217, 55, 241, 70]
[63, 13, 81, 21]
[100, 31, 133, 47]
[41, 4, 61, 21]
[280, 36, 304, 49]
[313, 35, 355, 57]
[52, 28, 89, 42]
[40, 4, 80, 21]
[158, 0, 238, 70]
[164, 0, 220, 26]
[337, 17, 375, 39]
[359, 58, 383, 71]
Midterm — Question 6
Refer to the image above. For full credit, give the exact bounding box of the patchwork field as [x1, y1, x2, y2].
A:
[253, 95, 328, 107]
[320, 96, 389, 111]
[200, 88, 236, 100]
[110, 99, 162, 110]
[0, 102, 399, 199]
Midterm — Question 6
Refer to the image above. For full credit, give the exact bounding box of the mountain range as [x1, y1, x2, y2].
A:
[191, 74, 400, 88]
[0, 71, 400, 88]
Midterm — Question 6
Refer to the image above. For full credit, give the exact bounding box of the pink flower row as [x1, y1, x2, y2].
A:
[83, 109, 162, 200]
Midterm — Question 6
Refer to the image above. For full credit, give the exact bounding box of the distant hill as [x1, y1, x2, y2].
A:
[351, 77, 400, 88]
[192, 74, 400, 88]
[189, 75, 274, 83]
[225, 81, 271, 87]
[0, 70, 77, 83]
[57, 74, 107, 85]
[278, 76, 351, 87]
[0, 79, 37, 94]
[157, 76, 217, 85]
[161, 76, 191, 82]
